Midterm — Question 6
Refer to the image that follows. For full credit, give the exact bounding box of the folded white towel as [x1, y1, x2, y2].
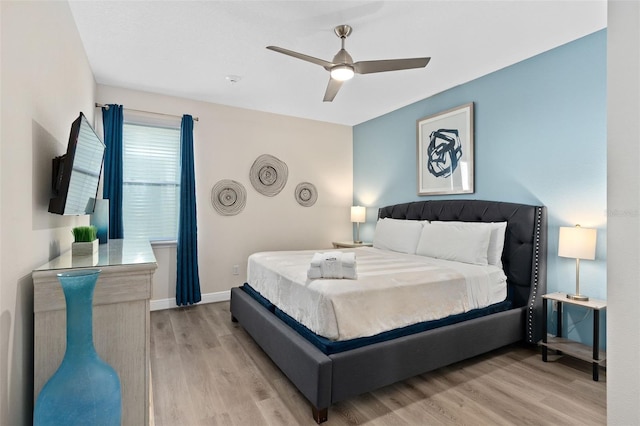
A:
[321, 256, 340, 278]
[307, 252, 357, 279]
[308, 265, 357, 280]
[307, 266, 322, 280]
[307, 251, 358, 280]
[340, 252, 356, 267]
[310, 251, 356, 267]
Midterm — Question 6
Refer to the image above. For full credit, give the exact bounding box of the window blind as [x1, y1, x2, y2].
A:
[122, 122, 181, 241]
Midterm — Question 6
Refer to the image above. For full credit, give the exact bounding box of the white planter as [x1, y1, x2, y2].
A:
[72, 239, 99, 257]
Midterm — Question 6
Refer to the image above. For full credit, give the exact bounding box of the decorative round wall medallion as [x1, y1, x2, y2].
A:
[294, 182, 318, 207]
[211, 180, 247, 216]
[249, 154, 288, 196]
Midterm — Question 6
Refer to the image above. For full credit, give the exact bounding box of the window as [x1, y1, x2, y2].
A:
[122, 121, 181, 241]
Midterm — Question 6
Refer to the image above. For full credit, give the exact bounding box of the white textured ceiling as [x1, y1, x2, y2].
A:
[68, 1, 606, 126]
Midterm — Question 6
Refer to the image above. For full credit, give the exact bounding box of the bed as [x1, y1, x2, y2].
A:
[230, 199, 547, 423]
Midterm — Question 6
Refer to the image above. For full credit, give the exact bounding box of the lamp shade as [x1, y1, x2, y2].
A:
[350, 206, 366, 223]
[558, 225, 597, 260]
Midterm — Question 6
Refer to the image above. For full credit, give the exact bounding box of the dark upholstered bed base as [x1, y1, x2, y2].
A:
[230, 199, 547, 423]
[231, 287, 525, 418]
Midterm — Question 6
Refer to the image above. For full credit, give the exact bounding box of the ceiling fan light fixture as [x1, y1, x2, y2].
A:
[266, 24, 430, 102]
[330, 65, 354, 81]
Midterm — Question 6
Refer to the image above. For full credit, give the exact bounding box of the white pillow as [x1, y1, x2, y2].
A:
[430, 221, 507, 266]
[372, 218, 424, 254]
[416, 222, 492, 265]
[487, 222, 507, 266]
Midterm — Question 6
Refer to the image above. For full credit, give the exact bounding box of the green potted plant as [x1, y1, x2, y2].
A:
[71, 225, 99, 256]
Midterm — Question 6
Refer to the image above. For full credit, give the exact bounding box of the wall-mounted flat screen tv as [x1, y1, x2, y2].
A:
[48, 112, 105, 215]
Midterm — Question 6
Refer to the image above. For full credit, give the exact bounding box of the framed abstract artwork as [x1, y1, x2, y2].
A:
[416, 103, 474, 195]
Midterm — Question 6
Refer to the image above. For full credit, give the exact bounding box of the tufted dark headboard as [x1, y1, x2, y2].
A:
[378, 199, 547, 343]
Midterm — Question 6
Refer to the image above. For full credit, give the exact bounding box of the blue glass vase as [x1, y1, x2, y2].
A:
[34, 269, 121, 426]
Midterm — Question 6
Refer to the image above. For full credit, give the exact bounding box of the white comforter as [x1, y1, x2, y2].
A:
[247, 247, 507, 341]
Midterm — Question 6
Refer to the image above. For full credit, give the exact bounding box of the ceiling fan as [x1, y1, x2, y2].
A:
[267, 25, 431, 102]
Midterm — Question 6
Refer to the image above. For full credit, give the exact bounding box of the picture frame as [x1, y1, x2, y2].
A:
[416, 102, 474, 195]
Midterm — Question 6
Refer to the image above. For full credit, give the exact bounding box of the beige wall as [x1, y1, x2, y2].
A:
[607, 0, 640, 423]
[0, 1, 97, 425]
[96, 85, 353, 306]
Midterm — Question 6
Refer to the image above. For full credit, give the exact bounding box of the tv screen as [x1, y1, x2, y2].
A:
[48, 112, 106, 215]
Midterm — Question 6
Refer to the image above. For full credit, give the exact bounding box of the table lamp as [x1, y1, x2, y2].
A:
[558, 224, 597, 301]
[350, 206, 366, 244]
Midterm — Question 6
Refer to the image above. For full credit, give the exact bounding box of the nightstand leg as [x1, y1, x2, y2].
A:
[556, 302, 563, 355]
[557, 302, 563, 338]
[542, 298, 548, 362]
[593, 310, 600, 381]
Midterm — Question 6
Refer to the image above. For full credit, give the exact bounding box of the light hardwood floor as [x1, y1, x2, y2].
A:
[150, 302, 606, 425]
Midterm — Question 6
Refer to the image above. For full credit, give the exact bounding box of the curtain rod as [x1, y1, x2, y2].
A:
[95, 103, 199, 121]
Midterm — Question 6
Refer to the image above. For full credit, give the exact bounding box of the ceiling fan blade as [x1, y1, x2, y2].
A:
[266, 46, 334, 68]
[354, 57, 431, 74]
[323, 77, 343, 102]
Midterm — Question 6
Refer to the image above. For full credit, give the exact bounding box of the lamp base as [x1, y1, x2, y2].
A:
[566, 293, 589, 302]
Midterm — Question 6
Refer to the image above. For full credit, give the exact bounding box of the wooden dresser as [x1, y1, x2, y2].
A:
[33, 239, 157, 426]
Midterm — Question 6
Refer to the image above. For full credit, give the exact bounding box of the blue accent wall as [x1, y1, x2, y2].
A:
[353, 30, 607, 348]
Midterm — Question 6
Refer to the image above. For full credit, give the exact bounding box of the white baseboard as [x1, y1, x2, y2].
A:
[150, 290, 231, 311]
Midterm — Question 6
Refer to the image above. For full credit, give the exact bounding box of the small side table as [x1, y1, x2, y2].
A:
[540, 292, 606, 381]
[332, 241, 373, 249]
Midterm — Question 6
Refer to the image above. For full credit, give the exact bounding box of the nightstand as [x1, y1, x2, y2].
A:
[332, 241, 373, 249]
[540, 291, 606, 381]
